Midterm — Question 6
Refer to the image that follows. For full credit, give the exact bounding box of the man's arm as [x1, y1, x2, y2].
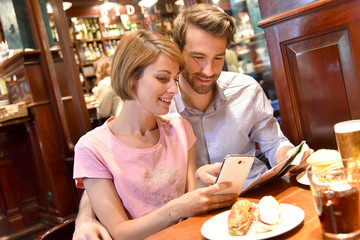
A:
[72, 191, 112, 240]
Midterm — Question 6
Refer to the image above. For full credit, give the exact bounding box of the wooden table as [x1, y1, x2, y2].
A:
[146, 174, 324, 240]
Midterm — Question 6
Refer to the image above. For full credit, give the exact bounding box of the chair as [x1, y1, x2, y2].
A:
[35, 218, 75, 240]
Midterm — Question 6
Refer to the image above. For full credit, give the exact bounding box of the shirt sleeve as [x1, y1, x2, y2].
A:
[250, 84, 293, 167]
[73, 141, 113, 188]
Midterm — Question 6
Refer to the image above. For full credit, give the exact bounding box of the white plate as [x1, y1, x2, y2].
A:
[296, 171, 310, 186]
[201, 204, 304, 240]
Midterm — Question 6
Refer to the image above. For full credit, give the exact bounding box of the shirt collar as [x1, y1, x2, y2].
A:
[173, 75, 228, 114]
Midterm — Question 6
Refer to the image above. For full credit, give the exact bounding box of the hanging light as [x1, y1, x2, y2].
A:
[138, 0, 158, 8]
[46, 2, 72, 13]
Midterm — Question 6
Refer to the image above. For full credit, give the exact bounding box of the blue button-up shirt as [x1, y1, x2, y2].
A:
[169, 71, 293, 188]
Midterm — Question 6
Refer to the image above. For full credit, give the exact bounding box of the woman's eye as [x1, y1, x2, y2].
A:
[157, 77, 169, 82]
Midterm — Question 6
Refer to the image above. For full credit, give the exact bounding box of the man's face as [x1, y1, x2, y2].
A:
[180, 25, 227, 95]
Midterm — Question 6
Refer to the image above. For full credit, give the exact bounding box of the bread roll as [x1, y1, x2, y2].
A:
[306, 149, 341, 172]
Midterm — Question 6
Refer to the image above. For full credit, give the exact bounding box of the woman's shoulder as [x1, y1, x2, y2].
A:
[76, 123, 109, 148]
[156, 113, 191, 129]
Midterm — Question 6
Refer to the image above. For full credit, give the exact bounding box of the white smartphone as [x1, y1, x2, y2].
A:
[214, 154, 254, 195]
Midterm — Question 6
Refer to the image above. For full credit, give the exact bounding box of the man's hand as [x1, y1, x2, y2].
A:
[195, 162, 222, 188]
[289, 143, 314, 173]
[73, 218, 112, 240]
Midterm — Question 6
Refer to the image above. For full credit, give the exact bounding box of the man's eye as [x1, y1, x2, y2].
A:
[215, 57, 224, 61]
[193, 56, 204, 60]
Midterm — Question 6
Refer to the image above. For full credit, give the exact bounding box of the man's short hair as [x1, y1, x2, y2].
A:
[173, 4, 236, 51]
[111, 30, 185, 100]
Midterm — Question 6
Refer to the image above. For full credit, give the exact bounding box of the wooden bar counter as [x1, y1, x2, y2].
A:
[146, 174, 324, 240]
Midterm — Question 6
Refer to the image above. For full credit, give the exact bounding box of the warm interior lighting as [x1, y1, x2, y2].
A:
[175, 0, 184, 6]
[100, 0, 117, 16]
[46, 2, 72, 13]
[138, 0, 158, 8]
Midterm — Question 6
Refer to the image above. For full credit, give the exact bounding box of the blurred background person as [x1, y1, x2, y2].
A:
[92, 57, 122, 122]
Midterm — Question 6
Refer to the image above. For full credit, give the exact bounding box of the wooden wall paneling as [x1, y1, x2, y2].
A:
[27, 103, 77, 222]
[1, 52, 78, 226]
[0, 159, 24, 231]
[283, 28, 354, 149]
[0, 122, 39, 235]
[258, 0, 360, 150]
[258, 0, 318, 19]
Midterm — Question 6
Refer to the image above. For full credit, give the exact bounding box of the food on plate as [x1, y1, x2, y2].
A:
[227, 196, 283, 236]
[306, 149, 342, 172]
[227, 199, 256, 236]
[254, 196, 282, 233]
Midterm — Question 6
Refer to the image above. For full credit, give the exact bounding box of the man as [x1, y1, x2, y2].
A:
[73, 4, 312, 239]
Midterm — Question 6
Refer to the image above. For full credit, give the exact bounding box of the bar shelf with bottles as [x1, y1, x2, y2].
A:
[69, 17, 125, 93]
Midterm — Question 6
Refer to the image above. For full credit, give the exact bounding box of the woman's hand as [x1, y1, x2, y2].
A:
[170, 182, 238, 220]
[195, 162, 222, 188]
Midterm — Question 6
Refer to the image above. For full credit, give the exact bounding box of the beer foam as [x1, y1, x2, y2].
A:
[334, 120, 360, 133]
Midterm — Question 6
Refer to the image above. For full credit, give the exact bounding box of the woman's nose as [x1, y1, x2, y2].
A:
[167, 80, 178, 95]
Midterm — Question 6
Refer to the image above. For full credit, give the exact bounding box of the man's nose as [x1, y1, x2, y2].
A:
[202, 60, 215, 76]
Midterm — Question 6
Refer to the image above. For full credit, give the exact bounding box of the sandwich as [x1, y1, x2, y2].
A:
[306, 149, 342, 172]
[254, 196, 282, 233]
[227, 199, 256, 236]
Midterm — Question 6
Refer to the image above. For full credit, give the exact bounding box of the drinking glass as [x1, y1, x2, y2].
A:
[307, 159, 360, 239]
[334, 120, 360, 161]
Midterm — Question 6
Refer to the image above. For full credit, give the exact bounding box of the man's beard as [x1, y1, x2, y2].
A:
[181, 70, 217, 94]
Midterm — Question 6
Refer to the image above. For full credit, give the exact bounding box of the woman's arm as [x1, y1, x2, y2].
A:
[185, 145, 196, 192]
[72, 192, 112, 240]
[84, 177, 237, 240]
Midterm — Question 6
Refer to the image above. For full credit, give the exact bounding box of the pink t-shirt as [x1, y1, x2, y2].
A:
[73, 114, 196, 219]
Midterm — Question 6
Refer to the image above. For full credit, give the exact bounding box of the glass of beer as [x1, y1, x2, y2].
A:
[307, 159, 360, 239]
[334, 120, 360, 161]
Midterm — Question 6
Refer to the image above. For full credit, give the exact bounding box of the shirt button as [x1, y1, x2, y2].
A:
[208, 142, 213, 146]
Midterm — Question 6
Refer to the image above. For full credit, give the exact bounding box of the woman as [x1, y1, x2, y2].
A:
[92, 57, 122, 119]
[73, 30, 237, 240]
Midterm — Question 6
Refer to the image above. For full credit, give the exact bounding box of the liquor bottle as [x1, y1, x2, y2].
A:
[94, 18, 102, 39]
[93, 41, 101, 59]
[98, 43, 106, 57]
[86, 19, 93, 40]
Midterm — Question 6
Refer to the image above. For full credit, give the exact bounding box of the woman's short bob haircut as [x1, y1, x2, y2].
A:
[111, 30, 185, 100]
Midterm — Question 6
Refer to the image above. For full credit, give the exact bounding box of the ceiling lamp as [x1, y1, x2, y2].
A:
[46, 2, 72, 13]
[138, 0, 158, 8]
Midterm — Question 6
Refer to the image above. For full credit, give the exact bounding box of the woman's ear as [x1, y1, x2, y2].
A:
[128, 77, 138, 100]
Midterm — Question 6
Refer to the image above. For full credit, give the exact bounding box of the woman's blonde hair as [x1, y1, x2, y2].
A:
[173, 4, 236, 51]
[111, 30, 185, 100]
[94, 57, 112, 83]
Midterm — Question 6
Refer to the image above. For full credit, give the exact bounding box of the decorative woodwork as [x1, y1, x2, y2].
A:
[258, 0, 360, 150]
[0, 0, 92, 238]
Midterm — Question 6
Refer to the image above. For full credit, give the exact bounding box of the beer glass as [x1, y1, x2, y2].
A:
[334, 120, 360, 161]
[307, 160, 360, 239]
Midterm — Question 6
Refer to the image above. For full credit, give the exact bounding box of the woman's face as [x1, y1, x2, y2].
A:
[134, 54, 180, 115]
